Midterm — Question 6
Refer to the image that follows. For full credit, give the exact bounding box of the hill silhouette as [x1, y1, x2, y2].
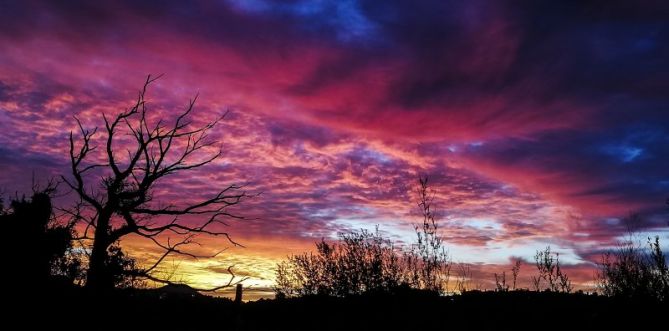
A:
[154, 283, 205, 298]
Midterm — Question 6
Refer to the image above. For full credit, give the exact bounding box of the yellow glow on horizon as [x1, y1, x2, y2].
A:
[119, 234, 316, 300]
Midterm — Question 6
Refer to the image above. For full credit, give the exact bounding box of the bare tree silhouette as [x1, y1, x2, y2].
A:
[532, 246, 571, 293]
[511, 259, 522, 290]
[406, 176, 450, 293]
[62, 75, 250, 291]
[455, 263, 472, 293]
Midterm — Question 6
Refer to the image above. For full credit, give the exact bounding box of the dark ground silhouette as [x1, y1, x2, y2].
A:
[7, 283, 665, 330]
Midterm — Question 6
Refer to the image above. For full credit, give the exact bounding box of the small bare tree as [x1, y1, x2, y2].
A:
[410, 176, 450, 294]
[63, 75, 249, 291]
[494, 271, 508, 292]
[511, 259, 522, 290]
[533, 246, 571, 293]
[455, 263, 472, 293]
[495, 260, 522, 292]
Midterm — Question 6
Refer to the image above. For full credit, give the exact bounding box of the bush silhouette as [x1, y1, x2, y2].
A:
[104, 242, 146, 289]
[275, 229, 412, 297]
[0, 187, 81, 285]
[599, 235, 668, 301]
[275, 177, 450, 297]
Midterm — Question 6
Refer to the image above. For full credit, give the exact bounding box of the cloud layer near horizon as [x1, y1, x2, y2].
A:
[1, 0, 668, 295]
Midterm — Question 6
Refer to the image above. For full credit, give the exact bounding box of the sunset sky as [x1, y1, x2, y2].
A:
[1, 0, 668, 299]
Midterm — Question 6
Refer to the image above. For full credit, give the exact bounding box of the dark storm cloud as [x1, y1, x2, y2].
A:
[461, 124, 669, 217]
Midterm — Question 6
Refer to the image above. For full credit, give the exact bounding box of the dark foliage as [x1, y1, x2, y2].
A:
[275, 229, 412, 297]
[275, 177, 450, 298]
[599, 235, 668, 301]
[104, 243, 145, 289]
[0, 188, 81, 285]
[275, 227, 451, 298]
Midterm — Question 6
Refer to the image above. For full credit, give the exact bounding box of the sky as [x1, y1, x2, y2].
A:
[1, 0, 668, 299]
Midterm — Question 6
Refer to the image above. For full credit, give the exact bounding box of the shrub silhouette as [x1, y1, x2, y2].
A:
[599, 235, 668, 301]
[275, 177, 450, 297]
[104, 242, 146, 289]
[0, 186, 81, 284]
[275, 229, 410, 297]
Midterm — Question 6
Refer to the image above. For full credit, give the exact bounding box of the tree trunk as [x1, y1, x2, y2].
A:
[86, 212, 112, 290]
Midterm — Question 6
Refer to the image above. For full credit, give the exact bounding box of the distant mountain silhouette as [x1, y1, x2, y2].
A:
[154, 283, 204, 298]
